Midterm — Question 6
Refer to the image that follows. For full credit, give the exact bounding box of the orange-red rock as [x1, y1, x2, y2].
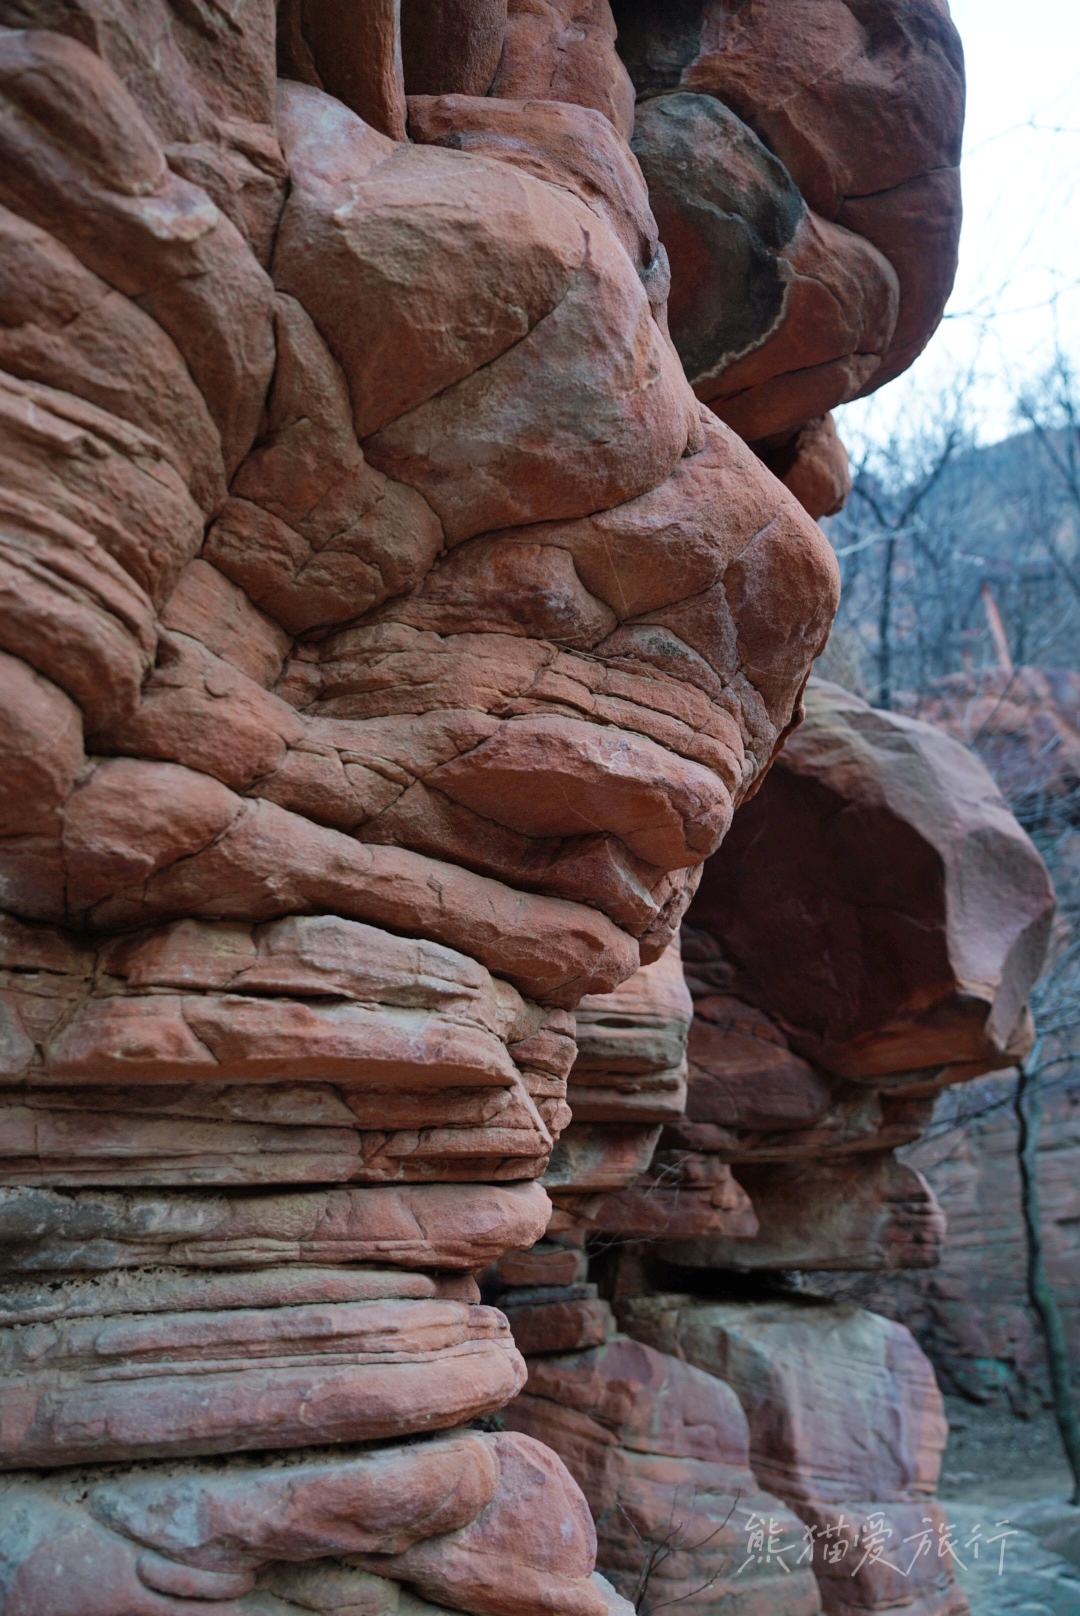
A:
[629, 92, 899, 437]
[616, 1296, 967, 1616]
[755, 414, 852, 521]
[0, 1295, 526, 1466]
[505, 1336, 822, 1614]
[0, 1432, 618, 1616]
[685, 680, 1052, 1082]
[0, 0, 969, 1609]
[297, 0, 409, 139]
[362, 1432, 611, 1616]
[613, 0, 964, 442]
[408, 94, 658, 282]
[568, 938, 692, 1125]
[836, 1075, 1080, 1407]
[0, 1180, 553, 1274]
[491, 0, 636, 139]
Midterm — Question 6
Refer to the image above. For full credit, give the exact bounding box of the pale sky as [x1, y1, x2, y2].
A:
[837, 0, 1080, 447]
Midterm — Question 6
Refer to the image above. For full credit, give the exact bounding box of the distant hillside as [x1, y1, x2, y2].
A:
[819, 426, 1080, 698]
[921, 427, 1077, 562]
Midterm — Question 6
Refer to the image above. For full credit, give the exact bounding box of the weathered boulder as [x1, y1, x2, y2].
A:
[613, 0, 965, 425]
[756, 414, 853, 522]
[616, 1296, 968, 1615]
[685, 679, 1053, 1084]
[497, 1282, 616, 1356]
[0, 1180, 552, 1274]
[550, 1147, 758, 1244]
[407, 94, 661, 293]
[504, 1335, 822, 1614]
[541, 939, 758, 1245]
[401, 0, 508, 98]
[0, 1288, 525, 1466]
[356, 1432, 612, 1616]
[558, 678, 1050, 1275]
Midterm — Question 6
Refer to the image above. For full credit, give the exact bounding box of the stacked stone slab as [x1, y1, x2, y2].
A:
[0, 1, 853, 1610]
[494, 679, 1051, 1616]
[668, 678, 1054, 1273]
[535, 680, 1052, 1273]
[820, 1072, 1080, 1411]
[544, 939, 757, 1244]
[0, 4, 979, 1615]
[824, 667, 1080, 1404]
[505, 1333, 824, 1616]
[612, 1297, 971, 1616]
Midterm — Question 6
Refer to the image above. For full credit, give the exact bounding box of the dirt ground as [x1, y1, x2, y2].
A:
[937, 1397, 1080, 1614]
[939, 1395, 1076, 1507]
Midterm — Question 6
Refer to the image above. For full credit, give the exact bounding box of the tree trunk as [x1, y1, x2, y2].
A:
[1015, 1061, 1080, 1504]
[877, 533, 896, 708]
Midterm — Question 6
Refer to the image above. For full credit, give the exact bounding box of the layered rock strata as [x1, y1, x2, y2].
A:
[543, 938, 757, 1244]
[818, 1072, 1080, 1409]
[505, 1333, 824, 1615]
[490, 1276, 970, 1615]
[538, 680, 1052, 1274]
[491, 677, 1050, 1615]
[662, 678, 1053, 1274]
[0, 3, 978, 1614]
[0, 1, 854, 1611]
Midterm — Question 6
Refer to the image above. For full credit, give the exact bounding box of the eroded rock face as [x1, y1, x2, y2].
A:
[540, 680, 1050, 1275]
[0, 1431, 632, 1616]
[686, 680, 1053, 1085]
[820, 1073, 1080, 1411]
[487, 676, 1050, 1615]
[615, 1297, 969, 1616]
[0, 1, 847, 1611]
[504, 1335, 823, 1615]
[613, 0, 965, 445]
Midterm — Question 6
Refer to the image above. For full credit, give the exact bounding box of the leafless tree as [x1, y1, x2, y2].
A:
[618, 1489, 741, 1616]
[1016, 351, 1080, 610]
[819, 366, 1080, 704]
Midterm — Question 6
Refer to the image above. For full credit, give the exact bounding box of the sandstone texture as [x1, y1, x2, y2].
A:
[555, 680, 1051, 1281]
[505, 1335, 823, 1614]
[485, 674, 1052, 1614]
[687, 679, 1053, 1086]
[823, 1071, 1080, 1413]
[0, 2, 983, 1615]
[666, 678, 1050, 1277]
[487, 1262, 974, 1613]
[614, 1296, 969, 1616]
[614, 0, 965, 458]
[843, 668, 1080, 1403]
[0, 0, 848, 1609]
